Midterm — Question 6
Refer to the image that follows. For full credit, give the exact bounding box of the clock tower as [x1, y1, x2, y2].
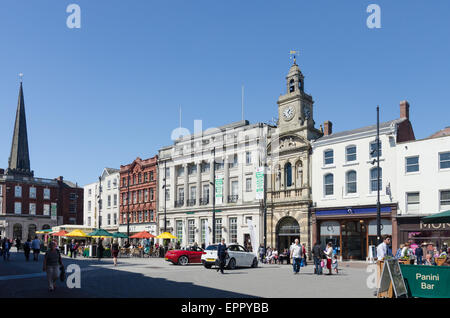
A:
[277, 60, 321, 140]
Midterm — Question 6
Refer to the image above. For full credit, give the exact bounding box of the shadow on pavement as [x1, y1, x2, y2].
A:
[0, 252, 257, 298]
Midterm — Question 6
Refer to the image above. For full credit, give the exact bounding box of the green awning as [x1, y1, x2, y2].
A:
[422, 210, 450, 224]
[87, 229, 114, 237]
[112, 232, 129, 238]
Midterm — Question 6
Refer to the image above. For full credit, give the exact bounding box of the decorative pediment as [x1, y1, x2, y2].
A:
[268, 134, 309, 154]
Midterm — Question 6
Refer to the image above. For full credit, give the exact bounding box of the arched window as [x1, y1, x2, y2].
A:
[370, 167, 382, 192]
[285, 162, 292, 187]
[289, 79, 295, 93]
[346, 170, 357, 194]
[324, 173, 334, 196]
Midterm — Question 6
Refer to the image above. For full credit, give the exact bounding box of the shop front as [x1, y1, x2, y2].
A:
[396, 217, 450, 251]
[313, 204, 397, 261]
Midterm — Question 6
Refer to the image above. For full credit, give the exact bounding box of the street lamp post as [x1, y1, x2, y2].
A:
[211, 147, 216, 244]
[98, 176, 102, 230]
[376, 106, 381, 245]
[127, 170, 130, 239]
[164, 160, 167, 233]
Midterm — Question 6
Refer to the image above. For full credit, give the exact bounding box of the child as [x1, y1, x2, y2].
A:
[332, 255, 339, 274]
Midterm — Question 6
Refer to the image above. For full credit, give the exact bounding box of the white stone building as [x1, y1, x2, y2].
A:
[311, 101, 415, 260]
[395, 131, 450, 248]
[83, 168, 120, 232]
[158, 120, 270, 250]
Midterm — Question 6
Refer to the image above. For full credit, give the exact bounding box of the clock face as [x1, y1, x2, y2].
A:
[282, 106, 295, 121]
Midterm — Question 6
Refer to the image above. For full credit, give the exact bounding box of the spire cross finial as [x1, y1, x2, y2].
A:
[19, 73, 24, 83]
[289, 50, 300, 64]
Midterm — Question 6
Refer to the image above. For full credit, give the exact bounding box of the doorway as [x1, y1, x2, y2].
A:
[276, 217, 300, 252]
[341, 221, 367, 260]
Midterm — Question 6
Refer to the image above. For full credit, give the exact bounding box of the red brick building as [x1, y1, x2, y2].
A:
[0, 82, 83, 240]
[119, 156, 158, 237]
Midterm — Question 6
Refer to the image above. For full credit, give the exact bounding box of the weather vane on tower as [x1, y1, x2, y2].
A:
[289, 50, 300, 64]
[19, 73, 24, 83]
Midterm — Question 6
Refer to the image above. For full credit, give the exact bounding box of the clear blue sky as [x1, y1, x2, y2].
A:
[0, 0, 449, 186]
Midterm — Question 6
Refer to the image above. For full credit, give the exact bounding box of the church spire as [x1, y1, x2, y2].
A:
[7, 80, 33, 177]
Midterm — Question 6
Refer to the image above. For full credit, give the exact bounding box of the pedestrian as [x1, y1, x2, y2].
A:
[112, 239, 119, 266]
[43, 241, 64, 292]
[97, 238, 104, 261]
[395, 244, 404, 259]
[332, 254, 339, 274]
[376, 235, 392, 260]
[415, 244, 424, 265]
[312, 241, 323, 275]
[23, 238, 32, 261]
[32, 236, 41, 261]
[217, 238, 227, 274]
[258, 244, 265, 264]
[325, 242, 333, 275]
[2, 237, 11, 261]
[290, 239, 302, 275]
[15, 237, 21, 252]
[301, 243, 307, 267]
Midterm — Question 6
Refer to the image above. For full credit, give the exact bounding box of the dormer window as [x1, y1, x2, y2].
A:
[289, 79, 295, 92]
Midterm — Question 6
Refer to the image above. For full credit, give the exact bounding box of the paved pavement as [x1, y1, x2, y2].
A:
[0, 251, 376, 298]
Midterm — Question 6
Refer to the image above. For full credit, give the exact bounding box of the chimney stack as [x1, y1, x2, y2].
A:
[400, 100, 410, 120]
[323, 121, 333, 136]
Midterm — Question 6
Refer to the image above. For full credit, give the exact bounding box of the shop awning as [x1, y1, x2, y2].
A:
[422, 210, 450, 224]
[156, 232, 177, 239]
[36, 229, 53, 234]
[52, 230, 68, 237]
[88, 229, 114, 237]
[112, 232, 129, 238]
[66, 229, 90, 238]
[130, 231, 155, 239]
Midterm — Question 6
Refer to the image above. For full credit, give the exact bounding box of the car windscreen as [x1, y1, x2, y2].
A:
[205, 245, 218, 250]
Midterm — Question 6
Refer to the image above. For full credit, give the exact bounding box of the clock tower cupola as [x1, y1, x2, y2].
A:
[276, 57, 321, 140]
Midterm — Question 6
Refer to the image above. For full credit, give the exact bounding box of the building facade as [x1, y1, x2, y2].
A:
[0, 82, 83, 239]
[311, 101, 415, 260]
[395, 132, 450, 249]
[158, 120, 270, 250]
[266, 61, 322, 255]
[83, 168, 120, 232]
[119, 157, 158, 236]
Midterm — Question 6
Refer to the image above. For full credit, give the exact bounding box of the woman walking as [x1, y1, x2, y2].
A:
[112, 239, 119, 266]
[43, 241, 64, 292]
[23, 238, 32, 261]
[325, 243, 333, 275]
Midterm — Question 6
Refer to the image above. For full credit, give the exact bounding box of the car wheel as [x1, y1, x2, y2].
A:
[178, 255, 189, 266]
[204, 264, 212, 269]
[251, 257, 258, 268]
[228, 258, 236, 270]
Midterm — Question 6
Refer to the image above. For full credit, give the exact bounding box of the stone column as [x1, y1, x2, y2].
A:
[224, 157, 229, 203]
[280, 160, 285, 190]
[304, 155, 310, 197]
[196, 162, 201, 206]
[209, 159, 214, 205]
[183, 163, 188, 207]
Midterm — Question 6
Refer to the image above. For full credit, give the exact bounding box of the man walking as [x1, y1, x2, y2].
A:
[217, 238, 227, 274]
[290, 239, 302, 275]
[258, 244, 265, 264]
[32, 236, 41, 261]
[415, 244, 424, 265]
[312, 241, 323, 275]
[2, 238, 11, 261]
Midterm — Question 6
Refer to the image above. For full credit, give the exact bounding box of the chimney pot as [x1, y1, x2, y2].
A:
[324, 121, 333, 136]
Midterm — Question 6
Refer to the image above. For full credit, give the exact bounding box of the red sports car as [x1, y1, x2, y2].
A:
[165, 246, 205, 265]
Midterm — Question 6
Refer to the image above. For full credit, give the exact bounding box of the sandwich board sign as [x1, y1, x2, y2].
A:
[378, 259, 408, 298]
